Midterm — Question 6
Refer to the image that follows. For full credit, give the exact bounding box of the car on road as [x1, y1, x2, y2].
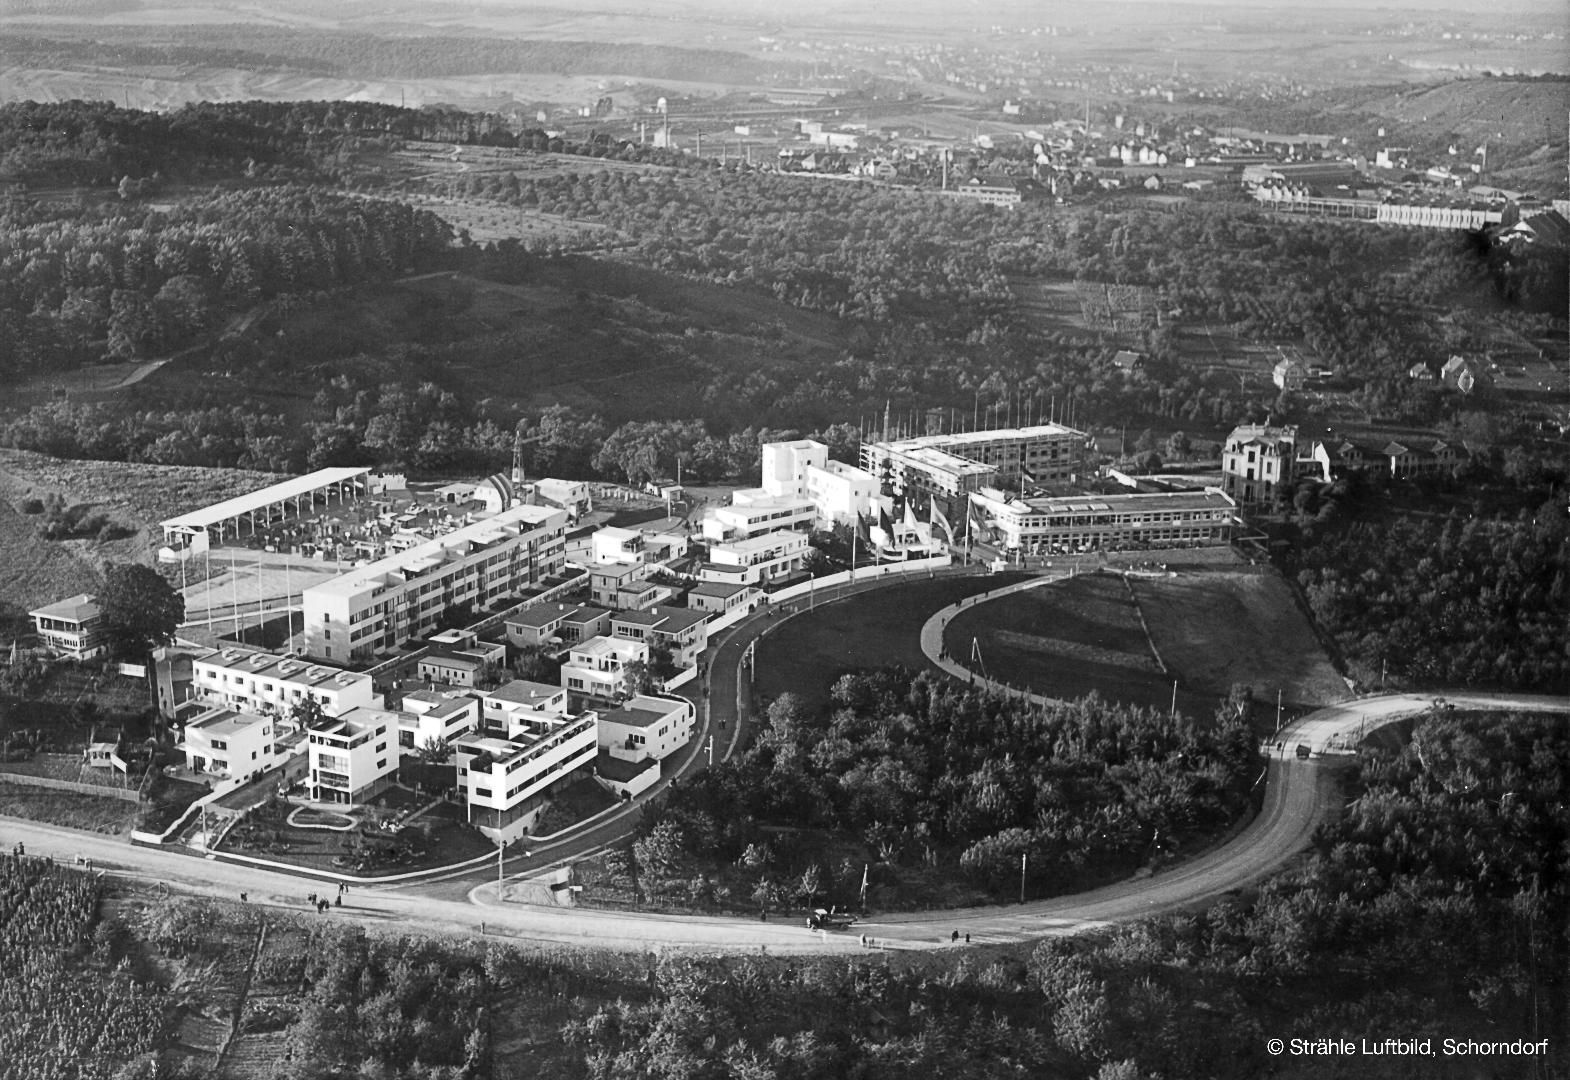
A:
[806, 908, 857, 930]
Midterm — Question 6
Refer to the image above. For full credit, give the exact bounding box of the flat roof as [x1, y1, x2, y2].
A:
[571, 635, 643, 659]
[196, 646, 371, 690]
[188, 708, 270, 738]
[980, 488, 1235, 515]
[881, 423, 1085, 453]
[713, 530, 807, 555]
[599, 704, 669, 730]
[305, 504, 565, 598]
[30, 593, 99, 622]
[161, 467, 371, 531]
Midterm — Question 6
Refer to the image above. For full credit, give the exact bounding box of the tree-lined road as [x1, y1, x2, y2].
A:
[6, 691, 1564, 952]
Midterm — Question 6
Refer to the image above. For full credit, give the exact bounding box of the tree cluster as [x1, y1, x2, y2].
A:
[632, 670, 1259, 909]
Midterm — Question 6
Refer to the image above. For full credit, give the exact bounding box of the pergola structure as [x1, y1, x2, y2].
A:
[160, 467, 372, 549]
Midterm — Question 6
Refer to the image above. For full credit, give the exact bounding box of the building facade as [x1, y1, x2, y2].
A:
[29, 594, 106, 661]
[861, 424, 1088, 508]
[969, 488, 1237, 553]
[192, 647, 379, 719]
[610, 606, 710, 669]
[301, 504, 568, 664]
[704, 530, 811, 586]
[453, 709, 599, 842]
[178, 707, 279, 782]
[1221, 424, 1302, 505]
[597, 694, 696, 765]
[560, 636, 648, 701]
[306, 707, 398, 804]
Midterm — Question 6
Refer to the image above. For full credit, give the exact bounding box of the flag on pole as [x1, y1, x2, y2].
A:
[877, 504, 894, 535]
[930, 496, 955, 547]
[902, 498, 920, 531]
[855, 511, 873, 549]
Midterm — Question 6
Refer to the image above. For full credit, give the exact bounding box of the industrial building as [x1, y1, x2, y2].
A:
[969, 487, 1237, 553]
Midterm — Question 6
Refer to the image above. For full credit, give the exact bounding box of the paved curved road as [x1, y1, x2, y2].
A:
[4, 567, 1565, 954]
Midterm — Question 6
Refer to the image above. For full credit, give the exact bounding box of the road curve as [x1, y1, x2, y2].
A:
[5, 692, 1563, 952]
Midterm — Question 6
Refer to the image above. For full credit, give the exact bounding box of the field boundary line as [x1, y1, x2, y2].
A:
[1120, 572, 1169, 676]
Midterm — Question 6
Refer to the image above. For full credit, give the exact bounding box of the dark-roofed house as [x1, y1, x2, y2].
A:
[610, 605, 711, 668]
[686, 580, 759, 617]
[29, 594, 106, 661]
[1111, 350, 1145, 372]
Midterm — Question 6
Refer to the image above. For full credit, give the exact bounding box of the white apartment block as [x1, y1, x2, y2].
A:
[301, 504, 568, 664]
[701, 493, 817, 542]
[758, 439, 881, 529]
[453, 708, 599, 843]
[597, 694, 696, 765]
[560, 636, 648, 701]
[307, 707, 398, 804]
[861, 424, 1088, 505]
[177, 706, 280, 783]
[191, 647, 378, 719]
[704, 530, 810, 586]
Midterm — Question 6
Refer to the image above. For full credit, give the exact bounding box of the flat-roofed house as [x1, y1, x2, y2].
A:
[396, 690, 481, 751]
[29, 594, 106, 661]
[477, 678, 570, 737]
[453, 707, 599, 842]
[179, 706, 279, 783]
[593, 694, 695, 798]
[306, 707, 398, 804]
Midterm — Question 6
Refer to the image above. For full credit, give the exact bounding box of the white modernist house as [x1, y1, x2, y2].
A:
[701, 491, 817, 542]
[395, 690, 481, 751]
[594, 693, 696, 798]
[477, 679, 570, 737]
[702, 530, 811, 586]
[28, 594, 107, 661]
[560, 636, 648, 701]
[763, 439, 883, 528]
[301, 504, 568, 664]
[191, 647, 379, 719]
[177, 706, 280, 782]
[306, 707, 399, 804]
[453, 707, 599, 842]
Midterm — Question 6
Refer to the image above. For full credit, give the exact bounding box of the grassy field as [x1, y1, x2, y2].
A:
[753, 573, 1028, 711]
[0, 449, 281, 612]
[942, 568, 1347, 721]
[1128, 570, 1349, 709]
[941, 572, 1215, 717]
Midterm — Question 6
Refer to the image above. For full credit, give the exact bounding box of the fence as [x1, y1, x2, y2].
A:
[0, 770, 141, 803]
[768, 555, 952, 605]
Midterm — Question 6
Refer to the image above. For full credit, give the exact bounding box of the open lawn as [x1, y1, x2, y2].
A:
[0, 778, 136, 834]
[1128, 570, 1349, 709]
[941, 572, 1217, 717]
[942, 568, 1348, 721]
[753, 573, 1027, 712]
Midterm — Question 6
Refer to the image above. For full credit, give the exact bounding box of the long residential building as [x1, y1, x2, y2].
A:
[191, 646, 379, 718]
[861, 423, 1089, 507]
[969, 487, 1237, 553]
[301, 504, 568, 664]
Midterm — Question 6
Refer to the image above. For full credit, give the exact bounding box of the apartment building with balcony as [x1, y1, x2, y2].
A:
[300, 504, 568, 664]
[594, 693, 696, 799]
[191, 647, 378, 719]
[702, 530, 811, 586]
[306, 707, 398, 804]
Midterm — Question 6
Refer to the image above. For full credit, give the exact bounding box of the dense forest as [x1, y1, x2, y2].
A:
[1289, 493, 1569, 692]
[627, 671, 1259, 911]
[0, 186, 452, 379]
